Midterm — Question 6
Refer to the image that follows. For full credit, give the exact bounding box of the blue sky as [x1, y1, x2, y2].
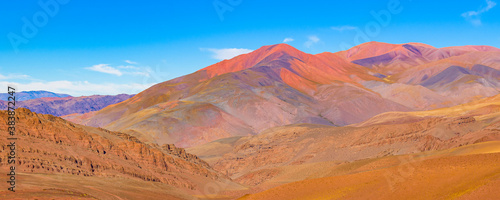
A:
[1, 0, 499, 96]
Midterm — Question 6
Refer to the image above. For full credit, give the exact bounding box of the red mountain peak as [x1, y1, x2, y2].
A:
[199, 43, 309, 78]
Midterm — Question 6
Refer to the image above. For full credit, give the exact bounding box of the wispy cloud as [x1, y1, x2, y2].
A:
[304, 35, 320, 48]
[200, 48, 253, 60]
[331, 25, 357, 31]
[462, 0, 497, 26]
[283, 37, 294, 43]
[0, 73, 31, 80]
[1, 61, 168, 96]
[86, 63, 152, 77]
[0, 80, 154, 96]
[86, 64, 123, 76]
[117, 65, 140, 70]
[127, 71, 151, 77]
[125, 60, 138, 64]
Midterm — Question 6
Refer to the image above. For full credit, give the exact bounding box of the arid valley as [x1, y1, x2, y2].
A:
[1, 42, 500, 199]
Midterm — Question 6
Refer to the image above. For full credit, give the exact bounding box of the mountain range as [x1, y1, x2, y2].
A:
[71, 42, 500, 148]
[0, 90, 71, 101]
[0, 94, 133, 116]
[1, 42, 499, 199]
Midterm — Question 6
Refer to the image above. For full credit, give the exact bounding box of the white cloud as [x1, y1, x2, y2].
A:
[283, 37, 294, 43]
[127, 71, 151, 77]
[200, 48, 253, 60]
[125, 60, 138, 64]
[304, 35, 320, 48]
[0, 80, 154, 96]
[462, 0, 497, 26]
[117, 65, 140, 70]
[86, 64, 152, 77]
[0, 73, 31, 80]
[86, 64, 123, 76]
[0, 63, 169, 96]
[331, 25, 358, 31]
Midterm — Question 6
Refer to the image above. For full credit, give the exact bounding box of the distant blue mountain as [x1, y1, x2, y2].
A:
[0, 90, 71, 101]
[0, 93, 134, 116]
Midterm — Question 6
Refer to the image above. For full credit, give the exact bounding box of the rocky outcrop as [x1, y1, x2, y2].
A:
[161, 144, 208, 167]
[0, 108, 228, 191]
[212, 115, 500, 179]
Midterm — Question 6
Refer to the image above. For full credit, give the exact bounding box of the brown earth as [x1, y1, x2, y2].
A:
[0, 108, 243, 199]
[193, 95, 500, 179]
[186, 95, 500, 199]
[0, 95, 498, 199]
[2, 42, 499, 199]
[238, 143, 500, 200]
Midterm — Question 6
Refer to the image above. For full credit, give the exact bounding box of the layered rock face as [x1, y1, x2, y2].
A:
[0, 108, 228, 191]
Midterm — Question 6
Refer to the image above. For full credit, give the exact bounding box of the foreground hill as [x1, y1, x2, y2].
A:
[238, 143, 500, 200]
[0, 108, 241, 199]
[78, 42, 500, 147]
[187, 94, 500, 196]
[0, 94, 133, 116]
[183, 95, 500, 199]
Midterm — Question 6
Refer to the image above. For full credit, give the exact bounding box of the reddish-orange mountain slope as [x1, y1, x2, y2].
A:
[75, 42, 500, 147]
